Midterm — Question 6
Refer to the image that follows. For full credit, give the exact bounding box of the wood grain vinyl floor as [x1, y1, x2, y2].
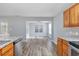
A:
[22, 39, 57, 56]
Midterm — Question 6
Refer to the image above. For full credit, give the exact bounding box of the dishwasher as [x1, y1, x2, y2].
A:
[13, 38, 24, 56]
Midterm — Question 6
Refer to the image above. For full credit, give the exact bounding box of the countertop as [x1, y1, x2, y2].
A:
[0, 41, 12, 48]
[58, 35, 79, 53]
[0, 36, 23, 48]
[53, 35, 79, 44]
[58, 35, 79, 41]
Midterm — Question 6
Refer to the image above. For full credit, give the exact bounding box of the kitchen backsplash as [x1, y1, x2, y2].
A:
[60, 28, 79, 37]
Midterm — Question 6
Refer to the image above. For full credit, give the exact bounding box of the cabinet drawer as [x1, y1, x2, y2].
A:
[2, 43, 13, 54]
[2, 48, 13, 56]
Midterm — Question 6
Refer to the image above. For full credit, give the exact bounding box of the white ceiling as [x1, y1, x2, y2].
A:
[0, 3, 73, 17]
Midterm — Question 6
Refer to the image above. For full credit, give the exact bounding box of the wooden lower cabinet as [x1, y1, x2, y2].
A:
[3, 48, 13, 56]
[64, 4, 79, 27]
[0, 43, 14, 56]
[57, 38, 70, 56]
[63, 44, 69, 56]
[57, 38, 63, 56]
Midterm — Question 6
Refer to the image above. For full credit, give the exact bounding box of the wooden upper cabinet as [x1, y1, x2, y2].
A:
[70, 5, 75, 27]
[64, 4, 79, 27]
[75, 4, 79, 26]
[64, 9, 70, 27]
[70, 4, 79, 27]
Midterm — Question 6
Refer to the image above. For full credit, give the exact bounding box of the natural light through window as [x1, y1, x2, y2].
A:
[49, 23, 52, 35]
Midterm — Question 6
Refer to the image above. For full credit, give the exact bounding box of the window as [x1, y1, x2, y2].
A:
[35, 25, 43, 33]
[0, 22, 8, 33]
[49, 23, 52, 35]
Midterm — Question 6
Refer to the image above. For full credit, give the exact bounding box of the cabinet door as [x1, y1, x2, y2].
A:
[70, 4, 79, 27]
[75, 4, 79, 26]
[2, 48, 13, 56]
[64, 9, 70, 27]
[70, 5, 76, 27]
[1, 43, 13, 56]
[57, 38, 63, 56]
[57, 38, 70, 56]
[2, 43, 13, 54]
[62, 40, 69, 56]
[0, 49, 2, 56]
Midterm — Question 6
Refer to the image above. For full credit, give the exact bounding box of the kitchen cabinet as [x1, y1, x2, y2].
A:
[74, 4, 79, 26]
[57, 38, 70, 56]
[70, 5, 75, 27]
[64, 9, 70, 27]
[0, 43, 14, 56]
[70, 4, 79, 27]
[57, 38, 63, 55]
[64, 4, 79, 27]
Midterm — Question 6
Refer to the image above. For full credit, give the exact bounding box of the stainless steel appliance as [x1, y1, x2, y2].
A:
[69, 41, 79, 56]
[13, 38, 23, 56]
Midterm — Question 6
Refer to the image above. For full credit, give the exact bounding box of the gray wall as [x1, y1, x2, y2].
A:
[53, 12, 79, 44]
[0, 16, 53, 38]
